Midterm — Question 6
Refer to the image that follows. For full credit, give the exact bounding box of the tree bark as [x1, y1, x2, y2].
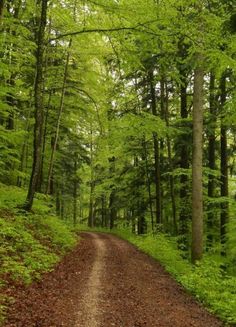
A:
[164, 81, 177, 234]
[0, 0, 4, 22]
[109, 156, 117, 230]
[88, 129, 94, 228]
[149, 71, 162, 225]
[191, 61, 204, 263]
[38, 91, 52, 192]
[46, 40, 72, 195]
[24, 0, 48, 210]
[207, 72, 216, 247]
[220, 74, 228, 249]
[109, 189, 117, 230]
[73, 159, 78, 226]
[143, 138, 154, 232]
[179, 68, 190, 243]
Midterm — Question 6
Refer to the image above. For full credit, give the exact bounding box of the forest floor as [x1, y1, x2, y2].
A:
[2, 232, 227, 327]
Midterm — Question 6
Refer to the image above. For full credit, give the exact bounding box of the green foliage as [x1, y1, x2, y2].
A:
[0, 184, 77, 323]
[0, 215, 76, 286]
[181, 258, 236, 323]
[30, 215, 77, 253]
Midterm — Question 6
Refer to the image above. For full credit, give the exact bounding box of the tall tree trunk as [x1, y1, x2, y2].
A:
[0, 0, 4, 21]
[164, 81, 177, 234]
[143, 138, 154, 232]
[88, 129, 94, 228]
[220, 74, 228, 250]
[46, 40, 72, 195]
[149, 70, 162, 225]
[24, 0, 48, 210]
[109, 189, 116, 230]
[38, 91, 52, 192]
[88, 181, 94, 227]
[109, 156, 117, 229]
[73, 159, 78, 226]
[101, 195, 106, 227]
[191, 61, 204, 263]
[179, 69, 190, 245]
[207, 72, 216, 247]
[5, 1, 22, 131]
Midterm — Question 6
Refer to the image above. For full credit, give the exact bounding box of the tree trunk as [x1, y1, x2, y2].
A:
[179, 69, 190, 244]
[109, 189, 116, 230]
[207, 72, 217, 247]
[191, 61, 204, 263]
[220, 74, 228, 250]
[88, 129, 94, 228]
[5, 1, 22, 131]
[88, 181, 94, 228]
[143, 138, 154, 232]
[46, 40, 72, 195]
[38, 91, 52, 192]
[24, 0, 48, 210]
[73, 159, 78, 226]
[0, 0, 4, 21]
[164, 81, 177, 234]
[149, 71, 162, 225]
[101, 195, 106, 227]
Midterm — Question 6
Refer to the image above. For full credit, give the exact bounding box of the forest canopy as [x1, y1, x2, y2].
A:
[0, 0, 236, 265]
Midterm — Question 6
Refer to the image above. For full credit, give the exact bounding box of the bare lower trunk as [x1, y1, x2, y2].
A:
[207, 72, 216, 247]
[191, 62, 204, 263]
[46, 40, 72, 195]
[73, 160, 78, 226]
[220, 74, 228, 250]
[149, 71, 162, 225]
[109, 189, 116, 230]
[0, 0, 4, 21]
[24, 0, 48, 210]
[179, 70, 190, 245]
[88, 182, 94, 228]
[164, 82, 177, 234]
[143, 139, 154, 232]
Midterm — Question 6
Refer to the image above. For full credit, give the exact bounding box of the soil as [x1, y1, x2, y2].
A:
[2, 232, 228, 327]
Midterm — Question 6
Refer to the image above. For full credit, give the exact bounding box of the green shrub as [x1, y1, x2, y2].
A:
[0, 216, 59, 284]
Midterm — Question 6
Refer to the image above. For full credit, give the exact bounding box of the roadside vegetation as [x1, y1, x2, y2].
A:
[0, 183, 77, 325]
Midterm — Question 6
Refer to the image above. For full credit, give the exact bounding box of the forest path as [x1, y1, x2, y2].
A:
[3, 232, 225, 327]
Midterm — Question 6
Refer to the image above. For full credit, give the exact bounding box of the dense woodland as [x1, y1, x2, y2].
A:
[1, 0, 236, 269]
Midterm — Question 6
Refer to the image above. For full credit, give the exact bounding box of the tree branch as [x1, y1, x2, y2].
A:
[49, 22, 161, 41]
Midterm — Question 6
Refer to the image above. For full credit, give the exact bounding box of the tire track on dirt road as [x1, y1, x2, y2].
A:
[76, 233, 106, 327]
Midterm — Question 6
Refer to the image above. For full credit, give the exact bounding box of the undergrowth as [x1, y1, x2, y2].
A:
[0, 183, 77, 325]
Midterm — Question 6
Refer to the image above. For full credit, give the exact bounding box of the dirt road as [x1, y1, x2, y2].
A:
[3, 232, 225, 327]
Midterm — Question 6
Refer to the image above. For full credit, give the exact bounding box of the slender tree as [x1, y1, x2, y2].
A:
[207, 72, 217, 247]
[191, 57, 204, 263]
[24, 0, 48, 210]
[220, 73, 229, 250]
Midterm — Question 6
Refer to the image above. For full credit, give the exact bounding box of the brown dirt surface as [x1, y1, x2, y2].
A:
[2, 232, 228, 327]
